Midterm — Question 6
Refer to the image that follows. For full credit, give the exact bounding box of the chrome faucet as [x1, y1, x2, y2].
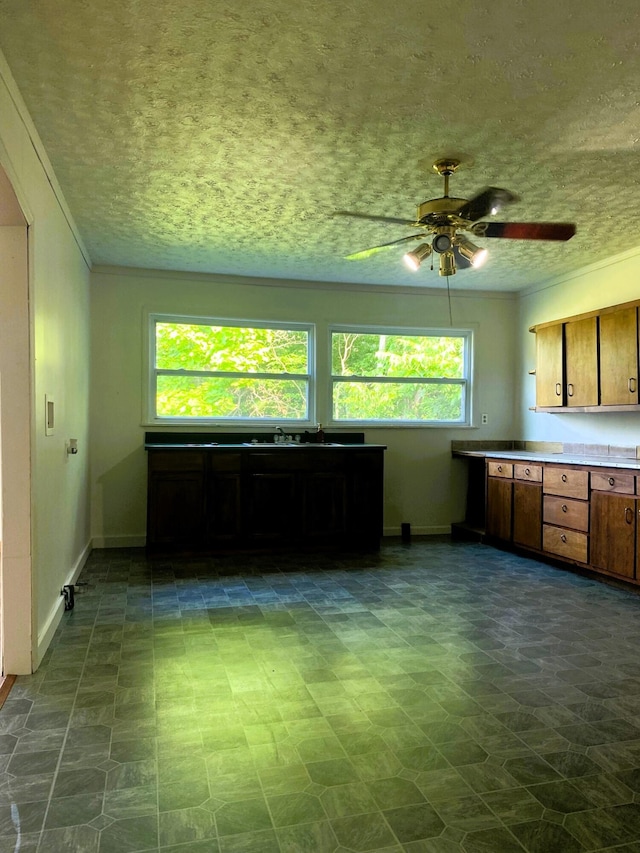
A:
[274, 426, 285, 443]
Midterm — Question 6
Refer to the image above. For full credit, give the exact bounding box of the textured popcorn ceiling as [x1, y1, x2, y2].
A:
[2, 0, 640, 291]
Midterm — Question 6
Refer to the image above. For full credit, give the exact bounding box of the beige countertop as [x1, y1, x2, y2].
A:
[453, 448, 640, 470]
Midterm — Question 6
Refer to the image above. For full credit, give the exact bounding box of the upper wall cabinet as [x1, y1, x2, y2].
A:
[599, 306, 639, 406]
[535, 324, 564, 407]
[565, 316, 598, 407]
[530, 299, 640, 412]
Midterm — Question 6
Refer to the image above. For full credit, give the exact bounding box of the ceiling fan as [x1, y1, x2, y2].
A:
[335, 159, 576, 276]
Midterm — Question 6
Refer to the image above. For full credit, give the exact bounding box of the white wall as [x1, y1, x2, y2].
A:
[0, 53, 91, 670]
[90, 266, 519, 544]
[518, 248, 640, 446]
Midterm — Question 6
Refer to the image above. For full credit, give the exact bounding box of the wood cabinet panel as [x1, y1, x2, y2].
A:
[513, 482, 542, 550]
[590, 491, 636, 578]
[486, 477, 512, 541]
[535, 324, 564, 407]
[543, 495, 589, 532]
[349, 451, 384, 542]
[247, 472, 297, 540]
[487, 461, 513, 478]
[599, 307, 639, 406]
[477, 452, 640, 584]
[531, 298, 640, 413]
[591, 470, 635, 495]
[514, 463, 542, 482]
[207, 472, 242, 543]
[302, 472, 347, 537]
[148, 471, 206, 546]
[565, 316, 598, 407]
[543, 467, 589, 500]
[542, 525, 588, 563]
[146, 446, 384, 551]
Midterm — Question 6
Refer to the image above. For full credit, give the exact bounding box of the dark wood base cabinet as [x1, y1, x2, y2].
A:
[147, 446, 385, 552]
[480, 456, 640, 586]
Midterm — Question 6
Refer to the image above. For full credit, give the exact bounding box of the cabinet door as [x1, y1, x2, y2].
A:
[208, 453, 243, 543]
[303, 472, 347, 538]
[486, 477, 512, 541]
[535, 324, 564, 407]
[246, 472, 296, 540]
[348, 451, 384, 543]
[599, 307, 639, 405]
[513, 481, 542, 550]
[590, 491, 636, 578]
[565, 316, 598, 407]
[147, 471, 206, 546]
[208, 472, 242, 543]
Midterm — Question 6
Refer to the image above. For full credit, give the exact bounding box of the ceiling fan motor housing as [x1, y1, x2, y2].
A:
[417, 197, 466, 222]
[432, 226, 456, 253]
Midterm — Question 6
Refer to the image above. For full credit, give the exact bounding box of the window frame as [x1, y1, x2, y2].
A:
[145, 313, 316, 426]
[327, 324, 473, 427]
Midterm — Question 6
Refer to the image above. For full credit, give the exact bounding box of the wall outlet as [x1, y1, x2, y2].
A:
[481, 413, 488, 425]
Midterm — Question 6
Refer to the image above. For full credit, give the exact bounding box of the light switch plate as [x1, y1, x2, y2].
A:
[45, 394, 55, 435]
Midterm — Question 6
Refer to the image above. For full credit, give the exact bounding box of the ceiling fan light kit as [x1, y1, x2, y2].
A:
[439, 251, 456, 277]
[337, 157, 576, 278]
[456, 234, 488, 268]
[403, 242, 432, 271]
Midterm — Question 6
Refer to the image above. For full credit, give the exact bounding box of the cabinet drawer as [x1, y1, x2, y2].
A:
[148, 450, 205, 472]
[514, 463, 542, 482]
[487, 461, 513, 479]
[209, 452, 242, 472]
[247, 452, 306, 472]
[543, 467, 589, 499]
[591, 470, 635, 495]
[543, 495, 589, 532]
[543, 525, 588, 563]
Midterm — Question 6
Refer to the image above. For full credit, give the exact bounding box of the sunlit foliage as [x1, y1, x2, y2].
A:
[153, 322, 467, 422]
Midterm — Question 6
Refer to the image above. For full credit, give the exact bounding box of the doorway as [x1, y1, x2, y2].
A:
[0, 163, 33, 676]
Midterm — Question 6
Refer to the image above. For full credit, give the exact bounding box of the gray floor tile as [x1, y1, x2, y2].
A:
[5, 540, 640, 850]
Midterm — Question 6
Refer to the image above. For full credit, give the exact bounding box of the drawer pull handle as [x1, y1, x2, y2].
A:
[625, 506, 634, 524]
[609, 477, 615, 486]
[567, 383, 574, 397]
[561, 474, 568, 483]
[561, 534, 567, 543]
[555, 383, 562, 396]
[524, 468, 530, 475]
[562, 504, 568, 513]
[630, 377, 637, 393]
[497, 465, 502, 472]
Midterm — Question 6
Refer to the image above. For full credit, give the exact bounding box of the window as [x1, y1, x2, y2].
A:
[149, 315, 313, 423]
[330, 327, 472, 424]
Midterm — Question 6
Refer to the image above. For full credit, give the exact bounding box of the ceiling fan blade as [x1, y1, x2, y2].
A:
[471, 221, 576, 241]
[334, 210, 418, 226]
[345, 234, 424, 260]
[457, 187, 519, 222]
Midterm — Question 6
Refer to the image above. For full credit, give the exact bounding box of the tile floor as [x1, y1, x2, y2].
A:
[2, 540, 640, 851]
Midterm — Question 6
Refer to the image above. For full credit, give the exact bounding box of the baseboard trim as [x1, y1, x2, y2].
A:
[36, 540, 92, 669]
[383, 525, 451, 538]
[91, 535, 146, 549]
[0, 675, 16, 709]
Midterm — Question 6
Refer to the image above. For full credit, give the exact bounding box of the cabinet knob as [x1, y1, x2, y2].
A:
[561, 474, 568, 483]
[625, 506, 634, 525]
[562, 504, 568, 513]
[561, 534, 567, 543]
[609, 477, 615, 486]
